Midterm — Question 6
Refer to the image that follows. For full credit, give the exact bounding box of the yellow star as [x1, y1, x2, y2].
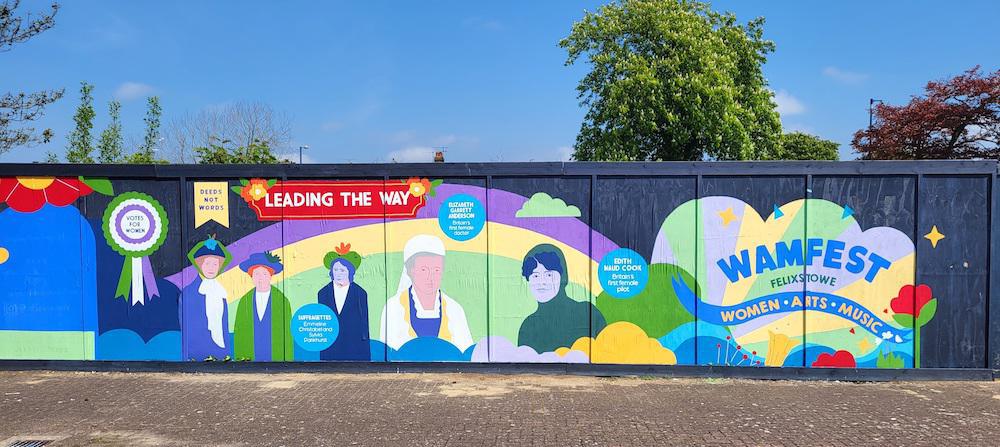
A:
[924, 225, 945, 248]
[858, 338, 872, 352]
[718, 207, 738, 227]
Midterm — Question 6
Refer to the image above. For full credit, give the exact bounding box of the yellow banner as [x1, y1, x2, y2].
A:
[193, 182, 230, 228]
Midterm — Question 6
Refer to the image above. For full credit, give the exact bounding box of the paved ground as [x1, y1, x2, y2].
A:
[1, 371, 998, 446]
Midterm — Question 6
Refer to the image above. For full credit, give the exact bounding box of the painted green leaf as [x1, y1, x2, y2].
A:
[916, 299, 937, 327]
[80, 177, 114, 196]
[892, 314, 914, 328]
[240, 178, 249, 186]
[230, 186, 243, 194]
[430, 179, 443, 187]
[267, 179, 277, 187]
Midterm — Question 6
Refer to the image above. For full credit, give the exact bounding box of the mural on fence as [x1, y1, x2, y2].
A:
[0, 174, 959, 368]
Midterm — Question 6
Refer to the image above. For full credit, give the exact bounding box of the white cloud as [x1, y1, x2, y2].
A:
[964, 124, 998, 150]
[386, 146, 436, 163]
[114, 82, 156, 101]
[380, 131, 479, 162]
[773, 90, 805, 116]
[822, 66, 869, 85]
[557, 146, 574, 161]
[966, 124, 987, 138]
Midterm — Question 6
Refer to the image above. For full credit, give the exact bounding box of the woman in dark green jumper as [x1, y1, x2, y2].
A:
[517, 244, 606, 353]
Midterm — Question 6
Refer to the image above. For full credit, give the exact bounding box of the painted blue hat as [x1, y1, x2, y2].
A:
[239, 251, 283, 275]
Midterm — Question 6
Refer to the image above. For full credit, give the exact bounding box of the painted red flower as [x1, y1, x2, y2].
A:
[240, 178, 270, 203]
[812, 350, 856, 368]
[405, 177, 432, 198]
[890, 284, 933, 318]
[0, 177, 94, 213]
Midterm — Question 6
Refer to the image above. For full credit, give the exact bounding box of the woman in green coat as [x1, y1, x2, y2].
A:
[233, 252, 294, 361]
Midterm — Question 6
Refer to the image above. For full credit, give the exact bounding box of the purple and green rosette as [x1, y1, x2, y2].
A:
[102, 192, 169, 304]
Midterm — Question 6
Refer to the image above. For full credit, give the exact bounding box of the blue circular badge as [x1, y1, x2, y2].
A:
[598, 248, 649, 299]
[291, 303, 339, 351]
[438, 193, 485, 241]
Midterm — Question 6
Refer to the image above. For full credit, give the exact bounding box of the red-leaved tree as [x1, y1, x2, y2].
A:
[852, 66, 999, 159]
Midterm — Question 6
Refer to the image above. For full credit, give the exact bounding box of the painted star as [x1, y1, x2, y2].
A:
[924, 225, 945, 248]
[858, 338, 872, 351]
[718, 207, 738, 227]
[842, 205, 854, 220]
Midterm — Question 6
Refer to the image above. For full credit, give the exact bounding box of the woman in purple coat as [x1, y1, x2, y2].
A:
[181, 236, 232, 361]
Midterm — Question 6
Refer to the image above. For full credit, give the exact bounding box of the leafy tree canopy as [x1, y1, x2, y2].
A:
[64, 81, 95, 163]
[194, 138, 286, 164]
[852, 66, 1000, 160]
[774, 132, 839, 160]
[561, 0, 782, 161]
[60, 87, 167, 164]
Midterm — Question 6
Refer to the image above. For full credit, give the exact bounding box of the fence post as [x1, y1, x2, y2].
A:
[990, 172, 1000, 370]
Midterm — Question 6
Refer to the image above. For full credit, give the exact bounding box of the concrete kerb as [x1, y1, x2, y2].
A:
[0, 360, 994, 382]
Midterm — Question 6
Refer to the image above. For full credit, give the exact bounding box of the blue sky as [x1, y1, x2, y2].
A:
[3, 1, 998, 163]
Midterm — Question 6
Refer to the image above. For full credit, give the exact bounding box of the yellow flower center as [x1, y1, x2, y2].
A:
[16, 176, 56, 190]
[0, 247, 8, 265]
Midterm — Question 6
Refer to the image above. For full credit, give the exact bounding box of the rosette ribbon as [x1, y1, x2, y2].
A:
[102, 192, 170, 305]
[114, 256, 162, 305]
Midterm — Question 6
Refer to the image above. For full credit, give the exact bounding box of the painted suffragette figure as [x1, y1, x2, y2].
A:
[317, 242, 370, 361]
[233, 252, 294, 361]
[182, 236, 232, 360]
[380, 234, 473, 351]
[518, 243, 606, 353]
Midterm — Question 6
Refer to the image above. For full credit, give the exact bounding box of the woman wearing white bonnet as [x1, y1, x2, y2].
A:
[379, 234, 473, 351]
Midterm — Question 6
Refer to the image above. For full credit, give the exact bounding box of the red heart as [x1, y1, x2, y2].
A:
[849, 328, 855, 334]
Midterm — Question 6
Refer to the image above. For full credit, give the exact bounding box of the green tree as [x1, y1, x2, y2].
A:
[96, 100, 124, 163]
[0, 1, 63, 157]
[194, 138, 284, 164]
[64, 81, 95, 163]
[560, 0, 782, 161]
[773, 132, 839, 160]
[124, 96, 162, 163]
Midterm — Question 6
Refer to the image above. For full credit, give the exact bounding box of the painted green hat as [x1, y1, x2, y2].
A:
[187, 235, 232, 277]
[324, 242, 362, 270]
